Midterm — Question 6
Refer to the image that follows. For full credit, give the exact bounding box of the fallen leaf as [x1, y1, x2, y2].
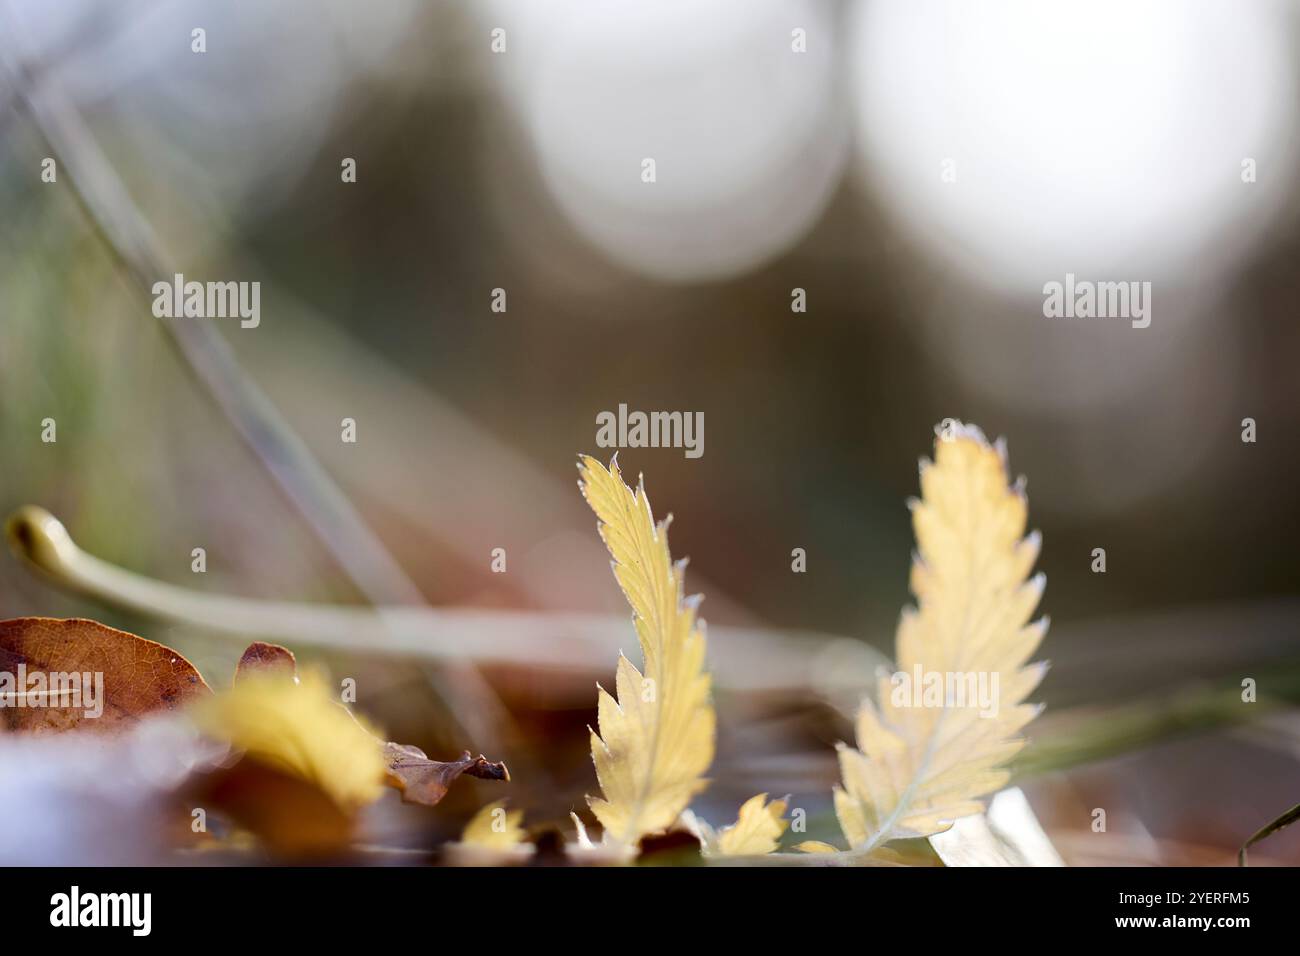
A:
[793, 841, 840, 854]
[383, 744, 509, 806]
[190, 670, 386, 810]
[186, 758, 354, 857]
[445, 797, 533, 864]
[234, 641, 297, 682]
[714, 793, 789, 856]
[683, 793, 789, 857]
[228, 640, 510, 810]
[460, 798, 527, 848]
[0, 617, 210, 734]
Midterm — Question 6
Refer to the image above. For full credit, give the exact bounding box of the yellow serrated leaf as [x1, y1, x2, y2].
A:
[577, 454, 715, 846]
[460, 799, 526, 848]
[714, 793, 789, 856]
[833, 422, 1048, 854]
[190, 671, 386, 810]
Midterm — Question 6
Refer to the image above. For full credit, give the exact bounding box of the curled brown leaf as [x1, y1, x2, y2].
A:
[383, 745, 510, 806]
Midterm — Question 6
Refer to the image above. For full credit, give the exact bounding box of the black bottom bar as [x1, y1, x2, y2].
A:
[0, 864, 1279, 941]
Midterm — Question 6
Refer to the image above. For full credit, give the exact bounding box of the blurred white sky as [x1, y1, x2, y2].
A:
[10, 0, 1294, 291]
[489, 0, 847, 282]
[851, 0, 1298, 290]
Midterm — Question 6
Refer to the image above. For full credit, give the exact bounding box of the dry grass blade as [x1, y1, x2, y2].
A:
[1239, 802, 1300, 866]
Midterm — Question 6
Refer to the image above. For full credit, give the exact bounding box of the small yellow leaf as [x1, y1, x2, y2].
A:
[794, 841, 839, 854]
[190, 671, 385, 810]
[714, 793, 788, 856]
[460, 800, 526, 848]
[577, 455, 715, 846]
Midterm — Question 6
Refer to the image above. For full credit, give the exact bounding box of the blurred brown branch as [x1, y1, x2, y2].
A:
[5, 505, 882, 694]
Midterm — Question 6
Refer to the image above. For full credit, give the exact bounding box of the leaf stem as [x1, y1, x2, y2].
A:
[5, 506, 859, 693]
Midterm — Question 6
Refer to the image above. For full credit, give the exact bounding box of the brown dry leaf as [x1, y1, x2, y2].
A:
[383, 745, 510, 806]
[0, 617, 210, 734]
[234, 641, 297, 682]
